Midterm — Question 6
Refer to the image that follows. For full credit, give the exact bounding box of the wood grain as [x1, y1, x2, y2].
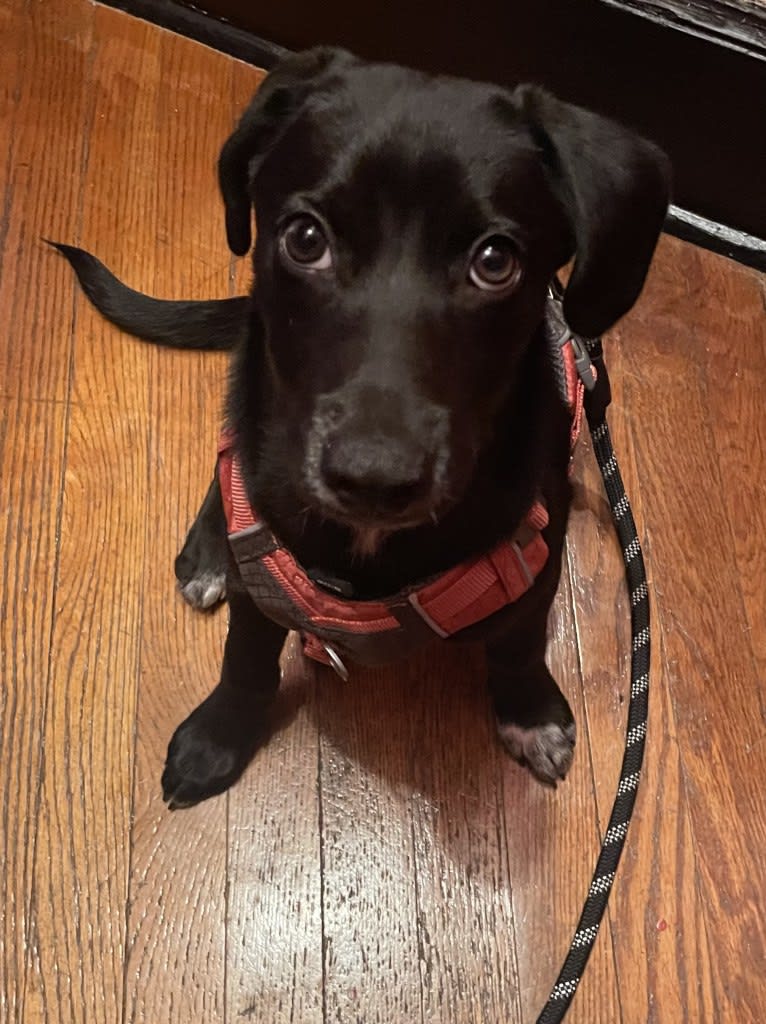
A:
[567, 423, 718, 1023]
[0, 0, 26, 262]
[316, 659, 423, 1024]
[408, 643, 523, 1024]
[0, 0, 93, 402]
[225, 639, 324, 1024]
[615, 236, 766, 1021]
[0, 398, 67, 1024]
[696, 250, 766, 693]
[2, 3, 766, 1023]
[505, 568, 623, 1024]
[119, 15, 235, 1023]
[23, 8, 158, 1021]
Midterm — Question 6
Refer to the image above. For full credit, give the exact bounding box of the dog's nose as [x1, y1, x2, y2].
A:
[320, 437, 432, 515]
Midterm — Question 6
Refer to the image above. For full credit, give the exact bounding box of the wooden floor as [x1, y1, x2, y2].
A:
[1, 1, 765, 1021]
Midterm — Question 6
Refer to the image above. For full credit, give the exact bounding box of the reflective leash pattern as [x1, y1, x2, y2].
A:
[536, 325, 651, 1024]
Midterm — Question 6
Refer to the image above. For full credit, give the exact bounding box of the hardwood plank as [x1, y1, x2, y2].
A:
[23, 9, 162, 1022]
[0, 10, 53, 1024]
[0, 0, 93, 402]
[694, 249, 766, 698]
[225, 641, 324, 1024]
[504, 569, 623, 1024]
[567, 425, 718, 1023]
[66, 1, 165, 403]
[0, 398, 67, 1024]
[611, 236, 766, 1020]
[121, 18, 237, 1023]
[625, 379, 765, 1020]
[24, 384, 149, 1020]
[317, 658, 425, 1023]
[0, 0, 26, 252]
[406, 645, 522, 1024]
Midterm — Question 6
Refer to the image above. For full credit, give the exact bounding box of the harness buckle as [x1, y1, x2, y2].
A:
[569, 335, 597, 391]
[582, 337, 612, 429]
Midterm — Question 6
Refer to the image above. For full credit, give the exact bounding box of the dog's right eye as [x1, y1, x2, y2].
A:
[280, 216, 332, 271]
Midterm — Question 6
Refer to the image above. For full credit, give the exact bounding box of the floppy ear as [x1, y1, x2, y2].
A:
[218, 47, 355, 255]
[514, 85, 671, 337]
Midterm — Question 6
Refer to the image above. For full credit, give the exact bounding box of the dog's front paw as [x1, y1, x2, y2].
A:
[498, 720, 576, 787]
[162, 720, 250, 809]
[161, 693, 263, 809]
[174, 481, 230, 611]
[178, 569, 227, 610]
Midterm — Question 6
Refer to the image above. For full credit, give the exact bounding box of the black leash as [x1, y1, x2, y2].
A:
[536, 304, 651, 1024]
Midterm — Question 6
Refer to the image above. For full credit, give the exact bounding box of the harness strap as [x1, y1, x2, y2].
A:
[220, 435, 551, 645]
[408, 507, 548, 637]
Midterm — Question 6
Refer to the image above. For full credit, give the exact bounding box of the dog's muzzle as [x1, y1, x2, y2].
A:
[306, 385, 449, 524]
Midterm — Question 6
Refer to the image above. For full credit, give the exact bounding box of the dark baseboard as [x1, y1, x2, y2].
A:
[96, 0, 766, 272]
[602, 0, 766, 60]
[665, 208, 766, 271]
[99, 0, 287, 67]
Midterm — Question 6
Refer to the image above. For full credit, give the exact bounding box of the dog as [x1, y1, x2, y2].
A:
[55, 46, 669, 809]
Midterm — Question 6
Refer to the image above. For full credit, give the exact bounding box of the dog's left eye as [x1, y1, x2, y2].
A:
[469, 235, 522, 292]
[280, 216, 332, 271]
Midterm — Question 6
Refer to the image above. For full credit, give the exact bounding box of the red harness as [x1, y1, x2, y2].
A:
[218, 319, 585, 676]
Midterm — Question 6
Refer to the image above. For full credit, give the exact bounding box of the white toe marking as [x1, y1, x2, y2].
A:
[180, 570, 227, 609]
[498, 720, 576, 782]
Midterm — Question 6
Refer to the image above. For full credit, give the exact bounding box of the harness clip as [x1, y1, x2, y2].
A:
[582, 337, 613, 428]
[570, 335, 597, 391]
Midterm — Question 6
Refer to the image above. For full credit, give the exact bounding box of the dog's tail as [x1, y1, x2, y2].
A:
[48, 242, 247, 351]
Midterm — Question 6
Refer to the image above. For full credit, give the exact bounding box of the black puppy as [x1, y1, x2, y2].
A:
[56, 47, 669, 809]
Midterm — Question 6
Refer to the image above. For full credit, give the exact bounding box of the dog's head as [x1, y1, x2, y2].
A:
[220, 48, 669, 536]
